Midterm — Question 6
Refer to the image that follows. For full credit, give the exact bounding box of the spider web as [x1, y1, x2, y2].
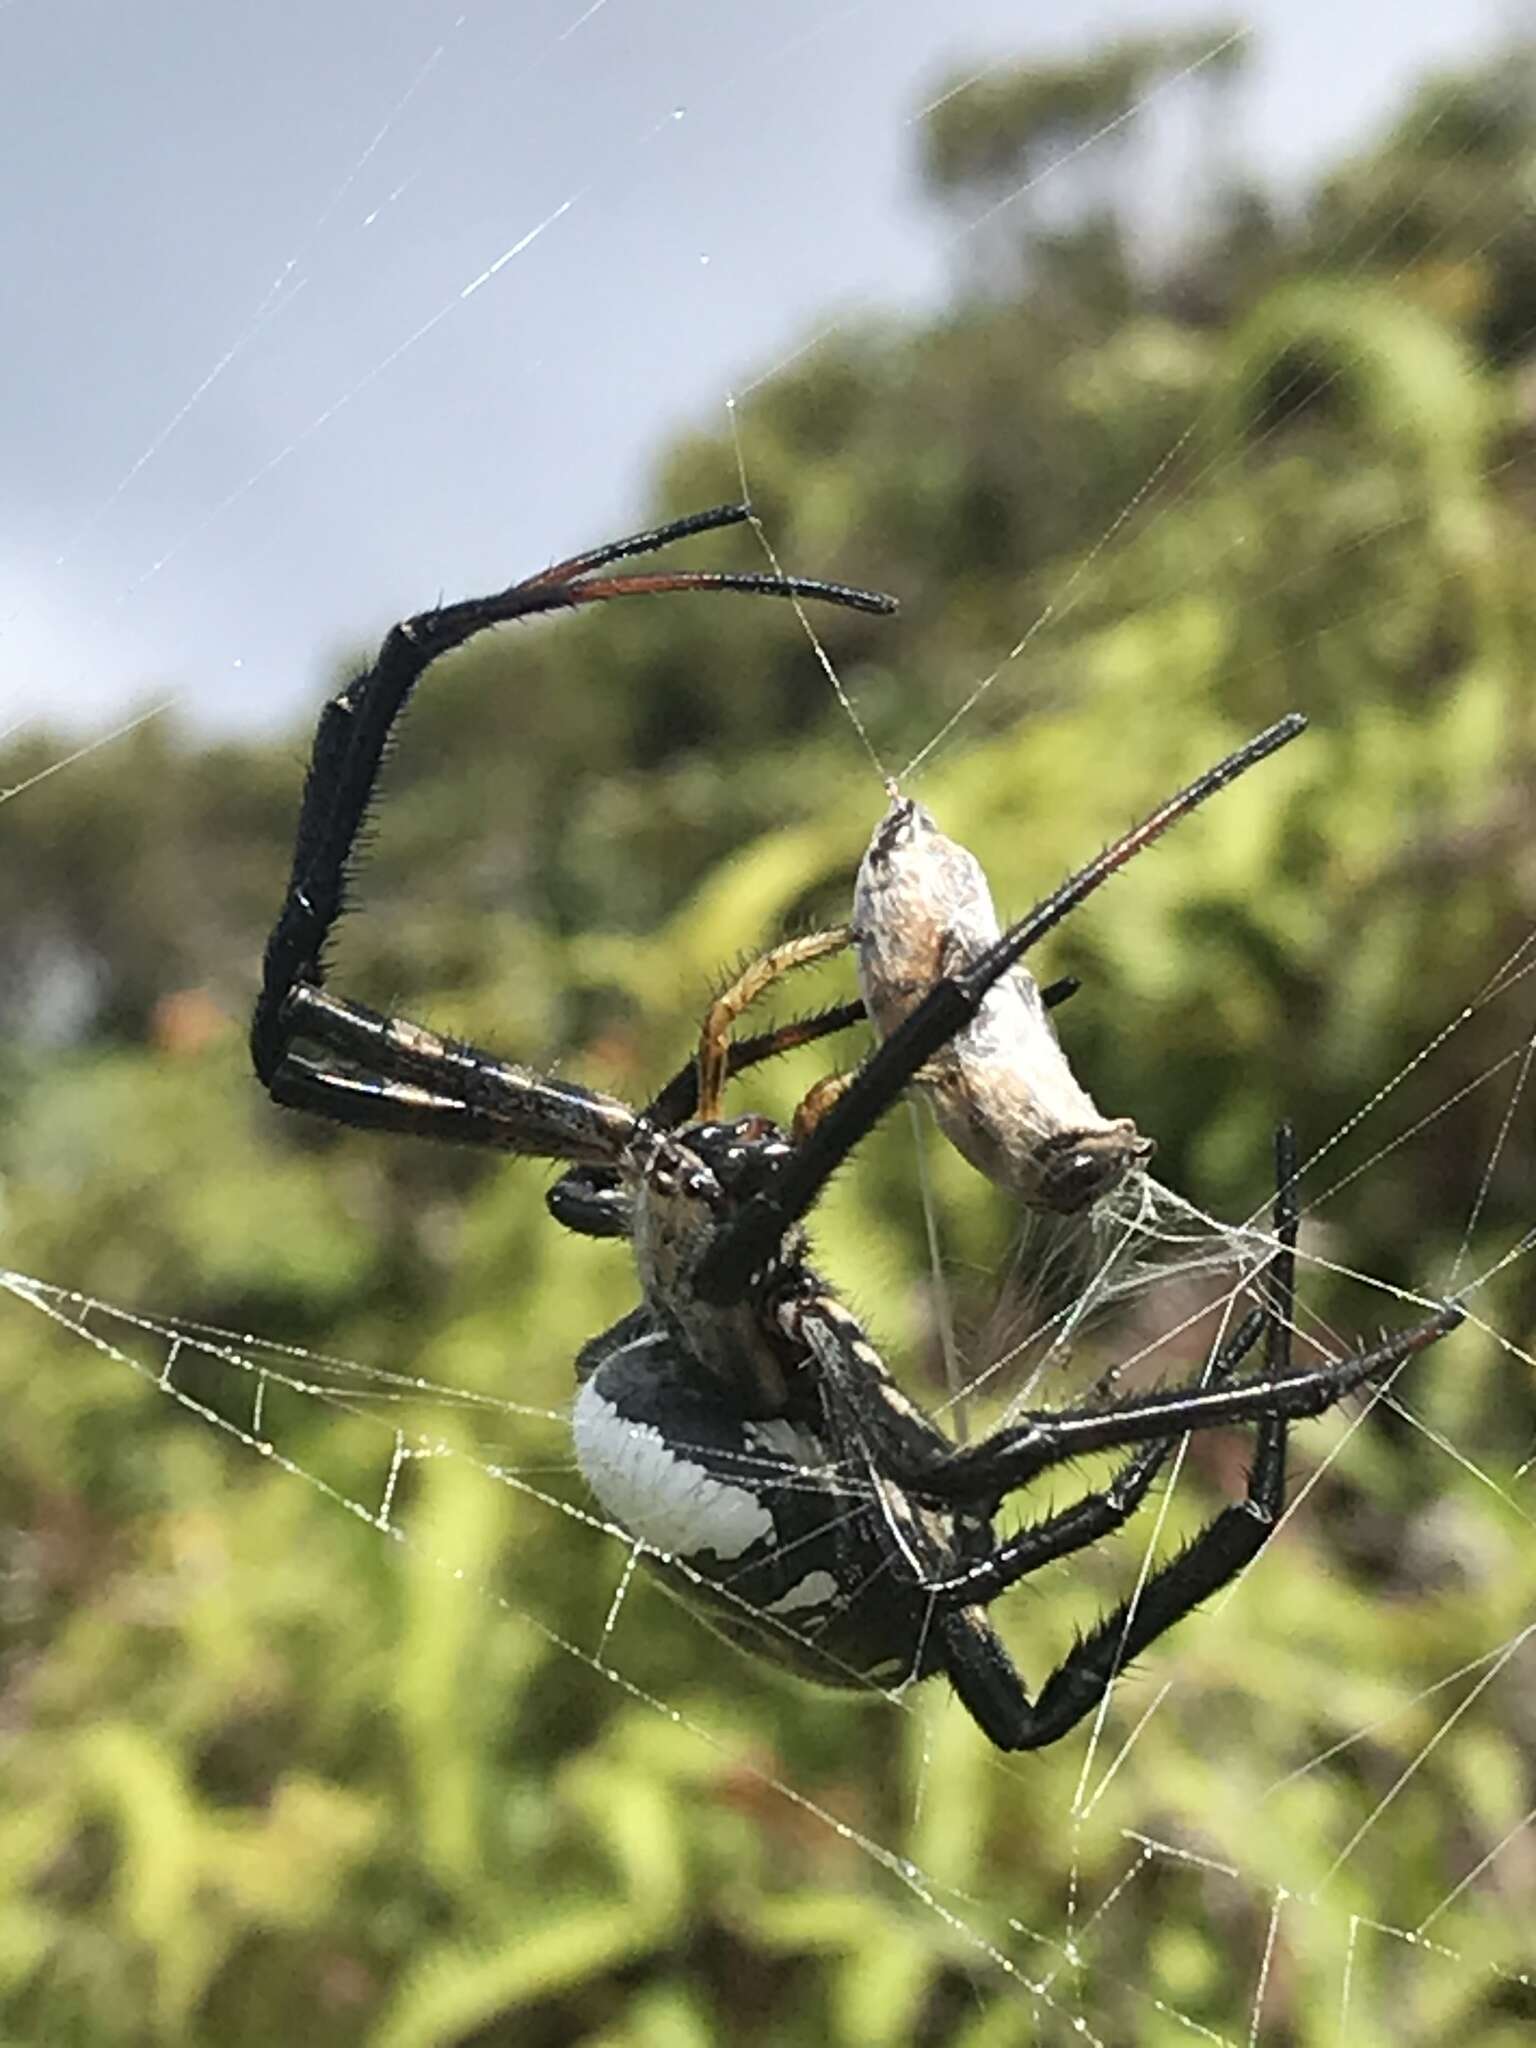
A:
[3, 6, 1536, 2043]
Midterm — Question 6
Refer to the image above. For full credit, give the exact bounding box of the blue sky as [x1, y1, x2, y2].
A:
[0, 0, 1508, 735]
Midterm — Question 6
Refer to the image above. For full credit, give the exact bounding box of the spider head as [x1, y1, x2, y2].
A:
[680, 1115, 798, 1202]
[632, 1116, 800, 1277]
[629, 1116, 807, 1415]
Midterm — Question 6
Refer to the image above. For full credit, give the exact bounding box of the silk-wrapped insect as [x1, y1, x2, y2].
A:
[853, 787, 1155, 1212]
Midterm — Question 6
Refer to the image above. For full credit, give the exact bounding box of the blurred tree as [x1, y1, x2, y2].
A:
[1307, 50, 1536, 362]
[919, 27, 1248, 316]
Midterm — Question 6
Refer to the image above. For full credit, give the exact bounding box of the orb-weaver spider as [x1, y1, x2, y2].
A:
[251, 505, 1460, 1748]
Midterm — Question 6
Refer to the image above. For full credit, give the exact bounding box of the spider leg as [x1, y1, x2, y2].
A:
[1243, 1120, 1302, 1526]
[549, 998, 866, 1237]
[252, 504, 895, 1156]
[785, 1114, 1458, 1521]
[694, 716, 1308, 1304]
[787, 1123, 1455, 1749]
[938, 1368, 1309, 1752]
[690, 935, 1082, 1130]
[547, 972, 1084, 1237]
[678, 971, 1080, 1141]
[799, 1251, 1267, 1620]
[934, 1123, 1324, 1751]
[921, 1303, 1268, 1608]
[794, 1288, 1265, 1746]
[909, 1110, 1457, 1513]
[270, 1059, 533, 1146]
[695, 928, 854, 1121]
[913, 1296, 1460, 1505]
[273, 985, 638, 1159]
[547, 925, 1083, 1233]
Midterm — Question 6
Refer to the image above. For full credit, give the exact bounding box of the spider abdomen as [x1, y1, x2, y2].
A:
[573, 1309, 945, 1690]
[573, 1353, 786, 1566]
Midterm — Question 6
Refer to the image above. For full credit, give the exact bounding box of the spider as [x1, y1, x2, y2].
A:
[251, 504, 1462, 1750]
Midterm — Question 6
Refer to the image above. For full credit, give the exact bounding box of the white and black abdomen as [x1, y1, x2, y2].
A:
[572, 1308, 942, 1690]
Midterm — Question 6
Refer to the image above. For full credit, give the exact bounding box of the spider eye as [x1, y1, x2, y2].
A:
[684, 1115, 793, 1201]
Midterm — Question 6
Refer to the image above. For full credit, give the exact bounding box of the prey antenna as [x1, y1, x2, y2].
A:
[695, 714, 1307, 1303]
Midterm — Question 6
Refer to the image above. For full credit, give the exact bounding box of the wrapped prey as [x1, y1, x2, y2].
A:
[853, 789, 1154, 1211]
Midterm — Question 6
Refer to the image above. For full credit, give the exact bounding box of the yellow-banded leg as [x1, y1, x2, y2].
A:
[694, 926, 853, 1122]
[791, 1071, 854, 1142]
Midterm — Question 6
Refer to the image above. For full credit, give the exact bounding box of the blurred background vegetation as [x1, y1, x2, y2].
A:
[4, 26, 1536, 2045]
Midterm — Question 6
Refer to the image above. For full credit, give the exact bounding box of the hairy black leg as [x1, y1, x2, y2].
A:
[949, 1126, 1301, 1748]
[779, 1122, 1458, 1518]
[789, 1289, 1256, 1613]
[791, 1288, 1271, 1748]
[271, 985, 637, 1161]
[251, 503, 896, 1105]
[1243, 1120, 1301, 1522]
[797, 1284, 1262, 1615]
[903, 1299, 1460, 1505]
[269, 1061, 527, 1146]
[939, 1123, 1380, 1751]
[923, 1306, 1266, 1608]
[695, 716, 1308, 1304]
[948, 1412, 1299, 1751]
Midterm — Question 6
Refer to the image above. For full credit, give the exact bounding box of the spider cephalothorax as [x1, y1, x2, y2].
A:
[253, 505, 1462, 1749]
[628, 1115, 808, 1419]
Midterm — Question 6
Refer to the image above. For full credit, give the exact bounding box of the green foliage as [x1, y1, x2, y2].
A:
[1306, 50, 1536, 361]
[4, 36, 1536, 2047]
